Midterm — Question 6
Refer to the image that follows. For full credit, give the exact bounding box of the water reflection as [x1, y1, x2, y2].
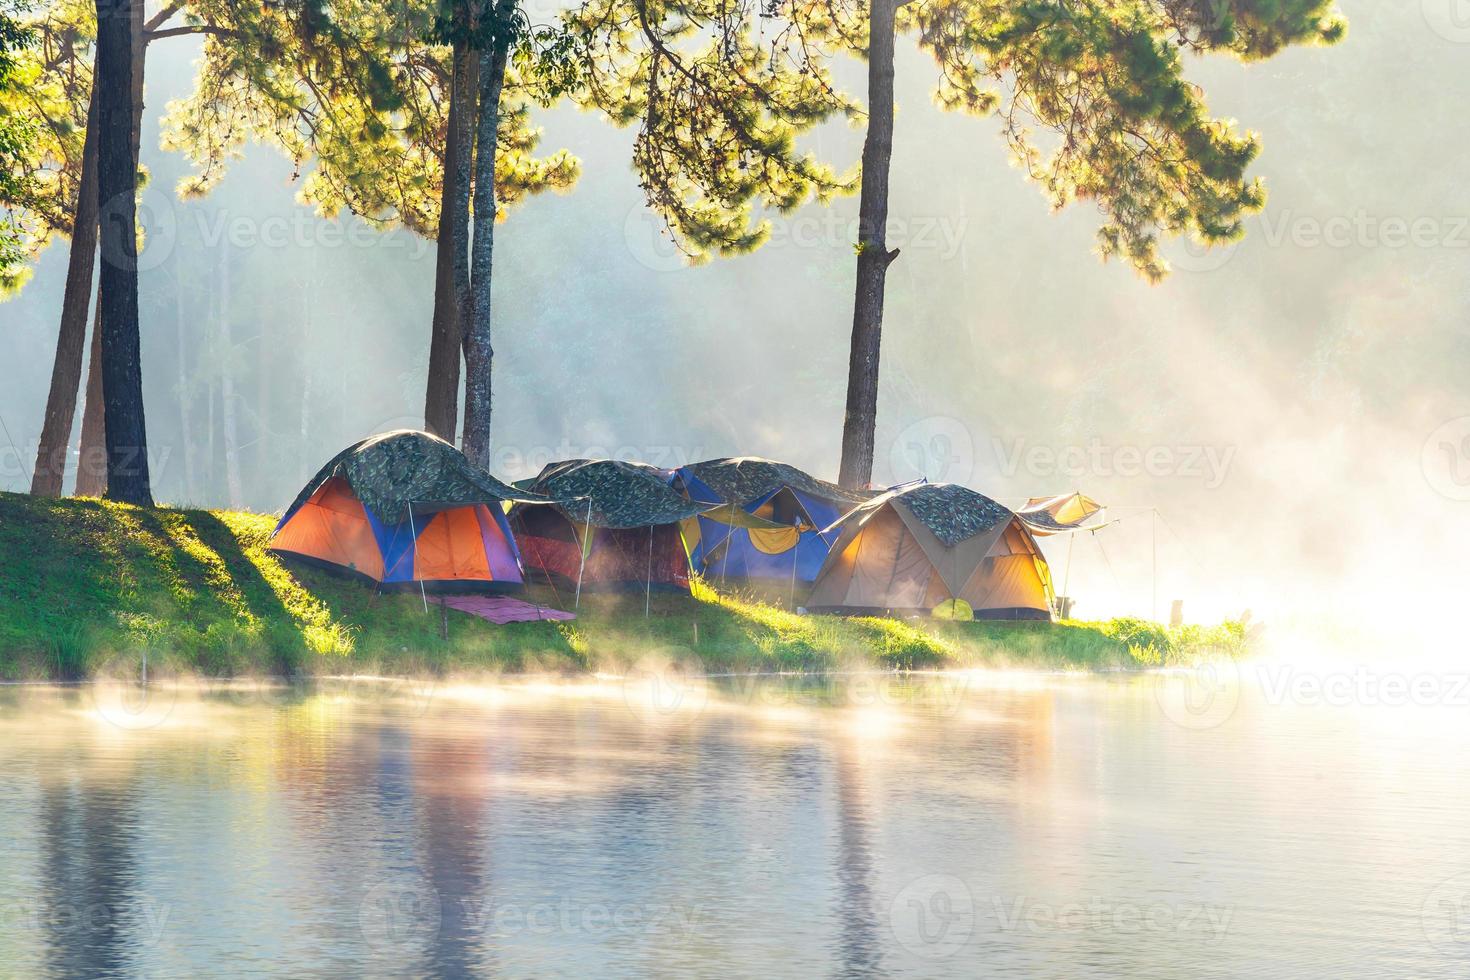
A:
[39, 776, 144, 978]
[2, 673, 1470, 977]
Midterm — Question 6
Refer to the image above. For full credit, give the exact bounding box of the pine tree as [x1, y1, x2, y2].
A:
[162, 0, 582, 463]
[0, 0, 36, 285]
[582, 0, 1347, 487]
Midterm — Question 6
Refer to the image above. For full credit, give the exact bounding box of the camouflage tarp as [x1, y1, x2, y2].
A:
[1016, 492, 1107, 536]
[283, 430, 546, 525]
[680, 457, 874, 506]
[826, 482, 1013, 546]
[525, 459, 710, 529]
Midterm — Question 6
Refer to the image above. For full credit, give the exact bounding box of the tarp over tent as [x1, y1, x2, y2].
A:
[671, 457, 872, 589]
[510, 459, 708, 592]
[808, 482, 1054, 620]
[1017, 492, 1107, 535]
[269, 430, 543, 590]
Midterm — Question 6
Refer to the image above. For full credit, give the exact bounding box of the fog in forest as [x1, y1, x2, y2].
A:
[3, 0, 1465, 640]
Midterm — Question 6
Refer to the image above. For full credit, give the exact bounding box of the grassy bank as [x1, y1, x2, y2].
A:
[0, 491, 1249, 680]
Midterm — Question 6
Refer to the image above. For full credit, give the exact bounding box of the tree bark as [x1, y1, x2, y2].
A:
[95, 0, 152, 505]
[453, 52, 478, 361]
[31, 59, 101, 497]
[77, 0, 147, 498]
[837, 0, 900, 490]
[73, 309, 107, 496]
[424, 39, 474, 440]
[175, 266, 196, 502]
[460, 17, 510, 471]
[218, 241, 243, 509]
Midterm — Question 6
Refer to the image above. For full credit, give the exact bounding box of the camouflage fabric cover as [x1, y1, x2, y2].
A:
[681, 457, 873, 506]
[1015, 508, 1068, 533]
[527, 459, 710, 529]
[831, 482, 1013, 546]
[284, 430, 546, 525]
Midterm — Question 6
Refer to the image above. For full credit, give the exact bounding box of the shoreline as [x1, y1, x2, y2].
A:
[0, 491, 1250, 681]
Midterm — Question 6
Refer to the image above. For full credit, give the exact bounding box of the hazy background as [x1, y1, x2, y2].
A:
[4, 0, 1466, 640]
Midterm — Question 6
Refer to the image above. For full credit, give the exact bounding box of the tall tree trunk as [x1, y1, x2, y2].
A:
[94, 0, 152, 505]
[837, 0, 900, 490]
[218, 242, 243, 509]
[453, 52, 478, 370]
[73, 309, 106, 496]
[31, 61, 100, 497]
[76, 0, 147, 498]
[299, 261, 313, 481]
[460, 20, 510, 471]
[175, 268, 196, 503]
[424, 40, 475, 440]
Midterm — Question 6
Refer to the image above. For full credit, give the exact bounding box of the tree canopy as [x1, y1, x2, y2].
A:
[565, 0, 856, 262]
[162, 0, 580, 238]
[0, 0, 88, 292]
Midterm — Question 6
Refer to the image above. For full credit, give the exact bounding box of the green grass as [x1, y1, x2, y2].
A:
[0, 491, 1250, 680]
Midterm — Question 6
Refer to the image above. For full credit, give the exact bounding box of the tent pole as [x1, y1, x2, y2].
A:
[789, 526, 800, 610]
[1062, 532, 1075, 617]
[408, 503, 428, 614]
[719, 502, 735, 587]
[1151, 508, 1158, 622]
[574, 496, 592, 611]
[645, 524, 654, 619]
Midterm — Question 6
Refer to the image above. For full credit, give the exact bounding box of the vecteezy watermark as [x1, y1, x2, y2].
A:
[1422, 417, 1470, 501]
[460, 897, 703, 938]
[359, 882, 444, 955]
[619, 670, 974, 725]
[992, 437, 1237, 489]
[619, 659, 711, 724]
[889, 875, 976, 960]
[623, 205, 970, 272]
[888, 416, 976, 486]
[1423, 872, 1470, 954]
[991, 896, 1233, 943]
[1153, 661, 1242, 731]
[89, 649, 179, 731]
[94, 192, 436, 271]
[1167, 208, 1470, 274]
[492, 441, 707, 478]
[1423, 0, 1470, 43]
[1, 896, 172, 947]
[1254, 666, 1470, 709]
[0, 438, 175, 487]
[359, 883, 702, 953]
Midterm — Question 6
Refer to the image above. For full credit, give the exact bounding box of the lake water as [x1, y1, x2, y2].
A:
[3, 666, 1470, 978]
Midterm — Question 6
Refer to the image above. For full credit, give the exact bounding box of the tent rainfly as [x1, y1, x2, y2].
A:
[509, 459, 709, 597]
[269, 430, 545, 591]
[1016, 492, 1107, 535]
[671, 457, 873, 594]
[807, 482, 1054, 620]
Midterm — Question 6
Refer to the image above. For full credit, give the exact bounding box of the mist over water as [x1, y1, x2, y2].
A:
[3, 0, 1465, 636]
[4, 676, 1470, 977]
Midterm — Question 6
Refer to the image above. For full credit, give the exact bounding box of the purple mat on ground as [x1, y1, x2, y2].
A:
[441, 595, 576, 624]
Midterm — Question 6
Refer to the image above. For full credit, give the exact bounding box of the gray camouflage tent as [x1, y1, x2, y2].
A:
[807, 482, 1054, 620]
[270, 430, 545, 590]
[509, 459, 709, 593]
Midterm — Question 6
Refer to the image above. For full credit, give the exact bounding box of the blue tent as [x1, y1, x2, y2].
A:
[671, 458, 871, 591]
